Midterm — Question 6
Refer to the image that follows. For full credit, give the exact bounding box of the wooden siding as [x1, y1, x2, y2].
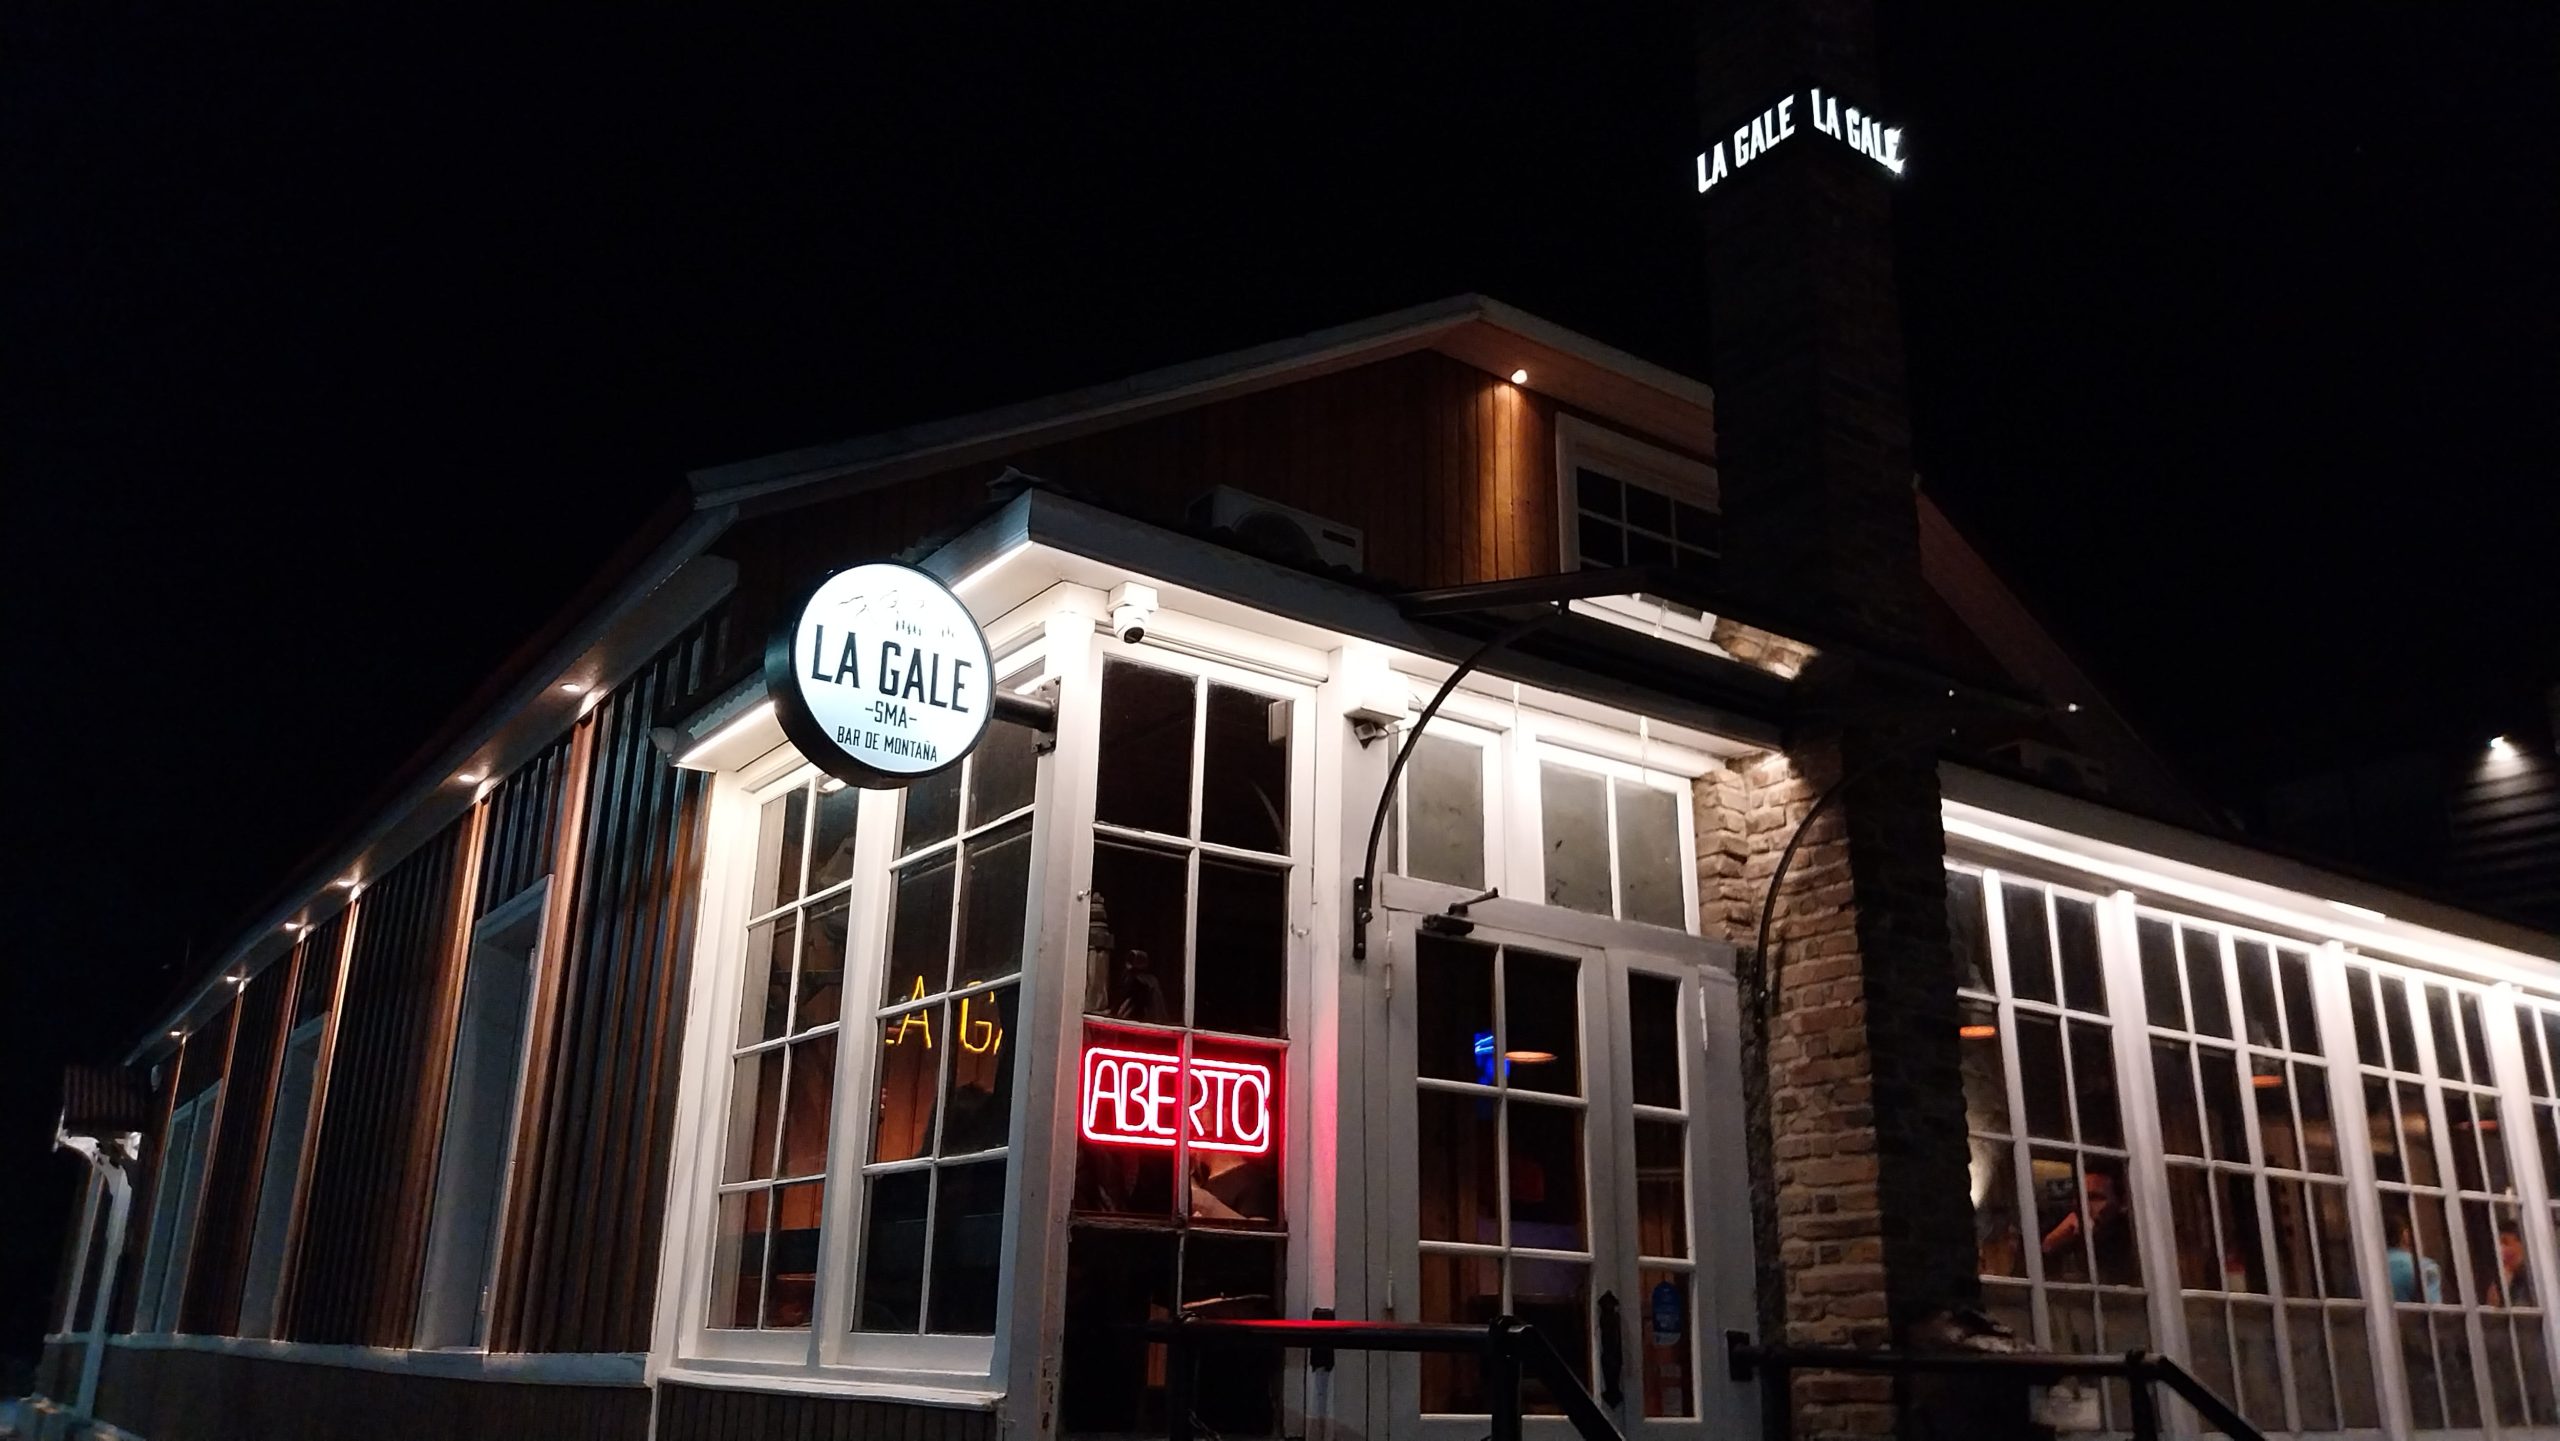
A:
[479, 732, 573, 912]
[717, 350, 1596, 652]
[110, 1051, 184, 1333]
[282, 815, 479, 1346]
[179, 956, 297, 1335]
[2447, 744, 2560, 925]
[89, 1346, 649, 1441]
[293, 912, 347, 1024]
[488, 624, 716, 1353]
[656, 1382, 998, 1441]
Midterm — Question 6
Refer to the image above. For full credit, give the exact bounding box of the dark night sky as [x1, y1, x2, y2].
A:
[6, 7, 2554, 1356]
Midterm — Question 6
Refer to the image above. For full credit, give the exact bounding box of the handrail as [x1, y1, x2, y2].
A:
[1134, 1315, 1627, 1441]
[1728, 1335, 2269, 1441]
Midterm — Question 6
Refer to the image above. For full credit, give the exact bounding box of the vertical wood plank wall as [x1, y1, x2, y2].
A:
[716, 350, 1589, 648]
[488, 622, 716, 1353]
[282, 819, 472, 1346]
[656, 1382, 997, 1441]
[179, 956, 296, 1334]
[478, 734, 571, 914]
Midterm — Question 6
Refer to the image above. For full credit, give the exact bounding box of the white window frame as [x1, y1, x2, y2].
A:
[1554, 415, 1723, 652]
[238, 1013, 327, 1340]
[659, 643, 1055, 1390]
[134, 1082, 221, 1335]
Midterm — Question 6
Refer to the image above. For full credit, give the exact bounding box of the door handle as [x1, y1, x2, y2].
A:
[1598, 1289, 1625, 1408]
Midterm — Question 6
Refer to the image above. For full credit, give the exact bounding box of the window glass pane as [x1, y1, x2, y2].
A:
[1959, 1002, 2010, 1135]
[2218, 1173, 2267, 1293]
[902, 766, 962, 854]
[2253, 1056, 2298, 1171]
[884, 852, 955, 1006]
[954, 817, 1032, 989]
[1578, 513, 1624, 567]
[2231, 1302, 2283, 1426]
[2458, 993, 2495, 1086]
[2166, 1164, 2218, 1290]
[2426, 987, 2465, 1081]
[2286, 1301, 2339, 1432]
[1504, 948, 1582, 1098]
[1614, 780, 1685, 928]
[1634, 1120, 1687, 1259]
[2521, 1013, 2552, 1097]
[1971, 1138, 2024, 1277]
[1406, 733, 1486, 889]
[2066, 1020, 2122, 1148]
[1061, 1230, 1179, 1433]
[1623, 484, 1671, 534]
[2031, 1147, 2091, 1282]
[2267, 1179, 2318, 1298]
[1578, 469, 1622, 519]
[2397, 1082, 2440, 1186]
[740, 912, 796, 1047]
[942, 985, 1018, 1156]
[2234, 941, 2281, 1049]
[1418, 1250, 1501, 1411]
[2521, 1316, 2558, 1425]
[1184, 1236, 1285, 1434]
[1513, 1257, 1593, 1412]
[856, 1169, 930, 1332]
[2449, 1093, 2489, 1193]
[1627, 973, 1682, 1109]
[2015, 1015, 2070, 1141]
[1417, 1090, 1500, 1244]
[2400, 1308, 2445, 1428]
[2054, 896, 2105, 1014]
[2183, 929, 2231, 1038]
[2001, 885, 2054, 1004]
[929, 1160, 1008, 1334]
[753, 788, 807, 914]
[2440, 1309, 2481, 1429]
[1187, 1034, 1282, 1224]
[1194, 858, 1287, 1038]
[1539, 763, 1612, 915]
[872, 1005, 939, 1164]
[724, 1049, 784, 1183]
[2311, 1182, 2360, 1299]
[1638, 1266, 1695, 1417]
[2365, 1077, 2405, 1183]
[764, 1180, 822, 1328]
[2295, 1062, 2339, 1174]
[1202, 683, 1290, 853]
[809, 780, 860, 892]
[710, 1190, 768, 1328]
[2348, 967, 2384, 1067]
[2380, 976, 2420, 1074]
[2198, 1048, 2250, 1162]
[2137, 917, 2184, 1029]
[1417, 936, 1496, 1085]
[2154, 1040, 2204, 1157]
[1625, 530, 1674, 570]
[1948, 872, 1997, 993]
[2333, 1311, 2381, 1428]
[1086, 840, 1187, 1025]
[967, 719, 1039, 826]
[777, 1035, 836, 1178]
[1507, 1101, 1587, 1249]
[2277, 950, 2321, 1053]
[1097, 660, 1195, 837]
[796, 894, 847, 1031]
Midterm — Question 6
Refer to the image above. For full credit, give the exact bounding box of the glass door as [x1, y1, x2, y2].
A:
[1381, 915, 1726, 1441]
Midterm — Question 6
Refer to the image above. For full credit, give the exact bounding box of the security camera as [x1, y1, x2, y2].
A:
[1108, 582, 1158, 646]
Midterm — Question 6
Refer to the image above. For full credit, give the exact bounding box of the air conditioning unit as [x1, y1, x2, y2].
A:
[1188, 486, 1365, 573]
[1992, 738, 2110, 796]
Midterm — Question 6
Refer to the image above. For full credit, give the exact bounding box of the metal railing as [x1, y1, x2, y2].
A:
[1134, 1316, 1627, 1441]
[1727, 1332, 2269, 1441]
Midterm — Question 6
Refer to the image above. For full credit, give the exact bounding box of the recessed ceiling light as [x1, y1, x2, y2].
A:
[335, 877, 358, 889]
[561, 682, 586, 695]
[1508, 369, 1528, 385]
[457, 771, 484, 785]
[2488, 735, 2515, 758]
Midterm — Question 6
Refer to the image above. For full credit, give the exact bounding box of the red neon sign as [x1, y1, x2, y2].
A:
[1079, 1044, 1274, 1155]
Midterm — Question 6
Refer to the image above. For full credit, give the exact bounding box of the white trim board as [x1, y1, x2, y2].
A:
[104, 1332, 646, 1387]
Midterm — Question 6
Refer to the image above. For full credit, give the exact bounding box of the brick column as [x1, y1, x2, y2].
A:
[1693, 1, 1997, 1436]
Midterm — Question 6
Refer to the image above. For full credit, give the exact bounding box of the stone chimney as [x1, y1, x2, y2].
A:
[1692, 3, 2001, 1438]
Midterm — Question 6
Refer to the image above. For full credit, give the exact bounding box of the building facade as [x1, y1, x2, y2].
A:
[29, 295, 2560, 1441]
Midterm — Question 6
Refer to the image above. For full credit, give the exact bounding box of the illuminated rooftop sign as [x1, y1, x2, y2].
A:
[1695, 86, 1905, 195]
[1080, 1043, 1273, 1155]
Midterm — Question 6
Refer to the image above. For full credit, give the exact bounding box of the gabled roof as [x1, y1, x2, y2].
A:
[687, 294, 1715, 514]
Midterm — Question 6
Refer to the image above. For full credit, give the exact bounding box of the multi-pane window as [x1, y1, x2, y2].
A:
[1409, 935, 1597, 1414]
[2344, 963, 2552, 1429]
[1537, 757, 1687, 929]
[135, 1083, 221, 1333]
[1388, 729, 1491, 892]
[1567, 466, 1719, 579]
[856, 722, 1036, 1336]
[1064, 656, 1298, 1440]
[1949, 869, 2149, 1431]
[2510, 999, 2560, 1415]
[711, 774, 859, 1330]
[1625, 970, 1697, 1420]
[2139, 916, 2378, 1431]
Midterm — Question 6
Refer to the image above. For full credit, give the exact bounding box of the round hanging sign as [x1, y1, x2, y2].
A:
[764, 562, 993, 788]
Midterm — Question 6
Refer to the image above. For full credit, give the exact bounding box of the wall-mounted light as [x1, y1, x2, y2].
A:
[2488, 735, 2516, 759]
[1509, 368, 1529, 385]
[168, 1030, 185, 1040]
[560, 682, 586, 695]
[456, 771, 485, 785]
[334, 877, 359, 889]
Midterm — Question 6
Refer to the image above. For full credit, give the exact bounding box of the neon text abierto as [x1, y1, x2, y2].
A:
[1079, 1044, 1274, 1155]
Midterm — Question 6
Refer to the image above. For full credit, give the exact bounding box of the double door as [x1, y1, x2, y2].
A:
[1376, 908, 1754, 1441]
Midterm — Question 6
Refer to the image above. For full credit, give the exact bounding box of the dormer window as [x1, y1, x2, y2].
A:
[1555, 417, 1722, 645]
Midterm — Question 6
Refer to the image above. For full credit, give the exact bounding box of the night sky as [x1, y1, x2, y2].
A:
[7, 7, 2554, 1358]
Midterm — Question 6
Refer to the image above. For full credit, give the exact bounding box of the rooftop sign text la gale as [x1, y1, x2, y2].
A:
[1695, 86, 1905, 195]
